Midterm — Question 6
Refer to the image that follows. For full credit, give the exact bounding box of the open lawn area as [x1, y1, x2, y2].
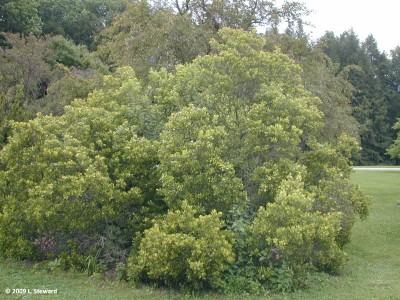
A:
[1, 170, 399, 299]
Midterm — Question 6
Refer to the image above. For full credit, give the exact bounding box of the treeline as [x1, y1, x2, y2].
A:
[319, 31, 400, 164]
[0, 0, 397, 295]
[1, 1, 400, 163]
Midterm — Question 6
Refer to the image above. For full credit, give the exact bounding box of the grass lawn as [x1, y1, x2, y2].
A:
[1, 170, 399, 299]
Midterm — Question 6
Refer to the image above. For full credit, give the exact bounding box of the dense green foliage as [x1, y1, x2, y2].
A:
[0, 68, 163, 266]
[0, 0, 398, 295]
[387, 119, 400, 159]
[2, 170, 399, 299]
[0, 0, 43, 35]
[248, 174, 344, 290]
[94, 2, 211, 78]
[319, 31, 400, 164]
[0, 32, 106, 146]
[128, 202, 234, 290]
[150, 0, 310, 34]
[0, 0, 125, 48]
[0, 28, 372, 293]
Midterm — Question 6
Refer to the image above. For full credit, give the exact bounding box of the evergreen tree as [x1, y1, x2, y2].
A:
[319, 30, 396, 164]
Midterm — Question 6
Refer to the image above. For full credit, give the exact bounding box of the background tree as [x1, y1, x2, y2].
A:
[0, 0, 43, 35]
[0, 33, 106, 147]
[0, 0, 125, 49]
[149, 0, 310, 33]
[387, 46, 400, 151]
[319, 30, 399, 164]
[0, 33, 55, 146]
[387, 119, 400, 159]
[359, 35, 393, 162]
[95, 1, 210, 78]
[37, 0, 125, 49]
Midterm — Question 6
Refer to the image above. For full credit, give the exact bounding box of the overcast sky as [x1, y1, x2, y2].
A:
[301, 0, 399, 53]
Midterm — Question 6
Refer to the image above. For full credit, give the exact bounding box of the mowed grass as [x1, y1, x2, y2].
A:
[1, 170, 399, 299]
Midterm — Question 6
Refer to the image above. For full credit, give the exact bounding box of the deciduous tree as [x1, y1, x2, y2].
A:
[95, 1, 210, 78]
[0, 0, 42, 35]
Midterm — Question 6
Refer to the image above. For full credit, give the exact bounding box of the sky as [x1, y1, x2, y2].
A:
[301, 0, 399, 53]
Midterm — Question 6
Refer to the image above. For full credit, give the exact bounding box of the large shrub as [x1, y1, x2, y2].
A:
[0, 28, 371, 294]
[141, 28, 370, 292]
[127, 202, 234, 290]
[248, 173, 344, 291]
[0, 68, 163, 263]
